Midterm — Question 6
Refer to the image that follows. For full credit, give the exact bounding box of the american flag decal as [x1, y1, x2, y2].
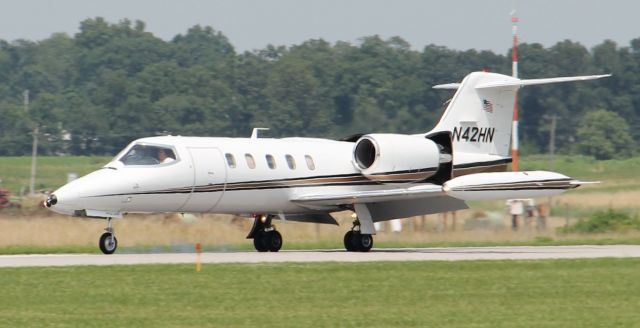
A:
[482, 99, 493, 113]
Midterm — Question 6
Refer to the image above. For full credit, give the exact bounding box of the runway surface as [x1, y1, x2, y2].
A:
[1, 245, 640, 268]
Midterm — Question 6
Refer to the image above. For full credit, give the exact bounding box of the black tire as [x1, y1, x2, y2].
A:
[358, 234, 373, 252]
[253, 232, 269, 252]
[99, 232, 118, 255]
[343, 231, 358, 252]
[266, 230, 282, 252]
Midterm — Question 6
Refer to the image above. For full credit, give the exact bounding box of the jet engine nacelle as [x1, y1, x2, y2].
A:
[353, 134, 448, 182]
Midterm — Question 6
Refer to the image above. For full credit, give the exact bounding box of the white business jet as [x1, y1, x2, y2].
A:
[45, 71, 608, 254]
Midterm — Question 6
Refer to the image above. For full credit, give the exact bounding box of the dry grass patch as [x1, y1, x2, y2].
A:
[1, 209, 639, 252]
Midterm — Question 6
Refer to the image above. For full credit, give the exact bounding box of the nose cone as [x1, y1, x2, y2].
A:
[46, 181, 81, 216]
[45, 168, 121, 216]
[44, 194, 57, 207]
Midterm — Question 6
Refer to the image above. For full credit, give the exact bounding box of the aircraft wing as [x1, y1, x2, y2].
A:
[291, 184, 444, 207]
[291, 184, 468, 224]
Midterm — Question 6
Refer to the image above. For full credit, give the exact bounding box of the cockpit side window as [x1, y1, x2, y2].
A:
[119, 144, 178, 166]
[225, 153, 237, 168]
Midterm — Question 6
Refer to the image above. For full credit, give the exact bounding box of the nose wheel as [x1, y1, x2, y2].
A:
[99, 217, 118, 255]
[247, 215, 282, 252]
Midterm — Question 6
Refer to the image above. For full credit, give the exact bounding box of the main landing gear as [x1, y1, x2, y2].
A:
[343, 219, 373, 252]
[99, 217, 118, 255]
[247, 214, 282, 252]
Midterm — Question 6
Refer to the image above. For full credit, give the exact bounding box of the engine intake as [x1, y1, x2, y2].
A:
[354, 138, 377, 169]
[353, 134, 446, 183]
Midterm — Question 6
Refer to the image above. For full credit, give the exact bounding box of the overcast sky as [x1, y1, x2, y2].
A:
[0, 0, 636, 54]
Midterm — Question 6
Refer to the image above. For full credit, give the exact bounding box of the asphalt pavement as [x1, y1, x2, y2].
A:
[0, 245, 639, 267]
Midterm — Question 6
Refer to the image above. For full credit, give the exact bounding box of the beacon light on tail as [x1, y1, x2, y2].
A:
[45, 70, 609, 254]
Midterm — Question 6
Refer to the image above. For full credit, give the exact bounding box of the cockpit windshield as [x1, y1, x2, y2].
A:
[117, 144, 178, 166]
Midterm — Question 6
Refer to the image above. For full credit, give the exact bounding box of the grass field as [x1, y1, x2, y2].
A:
[0, 156, 111, 195]
[0, 259, 638, 327]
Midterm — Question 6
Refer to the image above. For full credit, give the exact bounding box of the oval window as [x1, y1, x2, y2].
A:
[305, 155, 315, 170]
[245, 154, 256, 169]
[266, 154, 276, 169]
[285, 155, 296, 170]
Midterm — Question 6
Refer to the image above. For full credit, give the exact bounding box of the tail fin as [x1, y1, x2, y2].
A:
[430, 72, 609, 157]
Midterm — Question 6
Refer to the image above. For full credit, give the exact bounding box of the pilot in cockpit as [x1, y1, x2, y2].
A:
[157, 148, 176, 164]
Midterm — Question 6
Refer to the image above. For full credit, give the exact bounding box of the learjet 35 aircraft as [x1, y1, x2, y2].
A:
[45, 71, 608, 254]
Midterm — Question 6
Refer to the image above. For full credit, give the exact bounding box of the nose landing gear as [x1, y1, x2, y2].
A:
[343, 219, 373, 252]
[99, 217, 118, 255]
[247, 214, 282, 252]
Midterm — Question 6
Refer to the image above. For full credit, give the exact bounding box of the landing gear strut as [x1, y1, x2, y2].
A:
[343, 219, 373, 252]
[99, 217, 118, 255]
[247, 215, 282, 252]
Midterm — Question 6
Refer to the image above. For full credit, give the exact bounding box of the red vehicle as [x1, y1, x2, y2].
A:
[0, 188, 15, 209]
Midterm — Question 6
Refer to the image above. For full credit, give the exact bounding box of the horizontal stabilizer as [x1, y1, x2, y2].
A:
[476, 74, 611, 89]
[432, 74, 610, 91]
[432, 83, 461, 90]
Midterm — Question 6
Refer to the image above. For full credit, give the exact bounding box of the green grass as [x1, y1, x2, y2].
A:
[0, 245, 100, 255]
[519, 154, 640, 192]
[0, 259, 638, 327]
[0, 156, 111, 195]
[519, 154, 640, 179]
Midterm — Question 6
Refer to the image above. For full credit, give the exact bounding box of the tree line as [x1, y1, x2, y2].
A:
[0, 17, 636, 159]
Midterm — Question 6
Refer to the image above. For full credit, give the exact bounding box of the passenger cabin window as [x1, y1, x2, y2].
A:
[118, 144, 177, 166]
[266, 154, 276, 169]
[245, 154, 256, 169]
[305, 155, 316, 170]
[225, 153, 236, 168]
[285, 155, 296, 170]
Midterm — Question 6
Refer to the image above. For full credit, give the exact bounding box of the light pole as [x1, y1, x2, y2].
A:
[24, 90, 38, 196]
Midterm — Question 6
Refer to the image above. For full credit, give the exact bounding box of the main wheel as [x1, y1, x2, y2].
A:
[357, 234, 373, 252]
[343, 231, 358, 252]
[99, 232, 118, 255]
[266, 231, 282, 252]
[253, 232, 269, 252]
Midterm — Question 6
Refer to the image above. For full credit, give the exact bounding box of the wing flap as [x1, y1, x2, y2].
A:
[278, 213, 339, 225]
[291, 184, 444, 207]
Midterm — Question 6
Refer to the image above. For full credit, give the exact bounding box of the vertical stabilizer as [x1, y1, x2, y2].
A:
[429, 72, 609, 158]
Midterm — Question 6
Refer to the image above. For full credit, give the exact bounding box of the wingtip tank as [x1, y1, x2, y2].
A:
[442, 171, 588, 201]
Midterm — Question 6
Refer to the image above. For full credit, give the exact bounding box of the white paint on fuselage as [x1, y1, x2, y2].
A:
[51, 135, 418, 217]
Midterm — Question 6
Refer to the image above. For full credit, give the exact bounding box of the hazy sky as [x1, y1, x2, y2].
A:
[0, 0, 636, 54]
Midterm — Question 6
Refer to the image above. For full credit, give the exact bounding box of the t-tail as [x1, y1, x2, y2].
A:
[427, 71, 608, 200]
[429, 71, 610, 159]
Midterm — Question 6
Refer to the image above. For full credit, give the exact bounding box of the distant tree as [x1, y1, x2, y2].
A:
[576, 109, 634, 159]
[261, 58, 332, 137]
[0, 17, 639, 156]
[171, 25, 235, 67]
